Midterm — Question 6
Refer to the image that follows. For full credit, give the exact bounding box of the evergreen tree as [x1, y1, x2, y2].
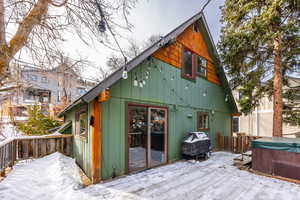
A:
[17, 105, 61, 135]
[219, 0, 300, 136]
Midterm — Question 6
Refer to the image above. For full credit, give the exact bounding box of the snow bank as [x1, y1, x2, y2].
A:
[0, 152, 83, 200]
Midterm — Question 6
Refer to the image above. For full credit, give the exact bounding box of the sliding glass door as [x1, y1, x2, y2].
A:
[128, 105, 167, 172]
[148, 108, 167, 167]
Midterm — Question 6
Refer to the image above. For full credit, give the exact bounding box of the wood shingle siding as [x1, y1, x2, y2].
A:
[153, 25, 221, 85]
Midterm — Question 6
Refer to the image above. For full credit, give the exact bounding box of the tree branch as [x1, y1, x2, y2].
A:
[0, 0, 49, 76]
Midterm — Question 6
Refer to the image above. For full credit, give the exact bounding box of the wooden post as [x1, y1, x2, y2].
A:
[91, 100, 102, 183]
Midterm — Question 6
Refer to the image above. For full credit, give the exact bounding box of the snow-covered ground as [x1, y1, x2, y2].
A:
[1, 152, 300, 200]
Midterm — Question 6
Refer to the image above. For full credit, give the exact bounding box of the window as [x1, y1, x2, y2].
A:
[75, 108, 87, 137]
[41, 76, 47, 83]
[197, 112, 209, 130]
[193, 23, 200, 33]
[182, 48, 208, 80]
[196, 55, 207, 77]
[182, 49, 194, 79]
[30, 75, 37, 81]
[77, 88, 86, 95]
[232, 117, 239, 133]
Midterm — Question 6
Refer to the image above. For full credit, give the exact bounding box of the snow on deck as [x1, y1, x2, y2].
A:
[1, 152, 300, 200]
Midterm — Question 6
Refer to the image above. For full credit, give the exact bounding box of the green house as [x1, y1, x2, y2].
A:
[59, 11, 238, 183]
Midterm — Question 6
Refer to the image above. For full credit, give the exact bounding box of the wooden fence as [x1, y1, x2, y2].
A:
[217, 133, 260, 154]
[0, 134, 73, 176]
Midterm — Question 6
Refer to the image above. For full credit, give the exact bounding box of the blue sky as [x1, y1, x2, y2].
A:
[67, 0, 225, 78]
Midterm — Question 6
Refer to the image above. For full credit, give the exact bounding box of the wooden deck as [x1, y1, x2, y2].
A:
[1, 152, 299, 200]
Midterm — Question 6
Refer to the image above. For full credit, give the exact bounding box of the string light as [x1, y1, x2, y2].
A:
[145, 71, 149, 80]
[133, 73, 138, 87]
[139, 80, 144, 88]
[95, 0, 128, 79]
[122, 66, 128, 79]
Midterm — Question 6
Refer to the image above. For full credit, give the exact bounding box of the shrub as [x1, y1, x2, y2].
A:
[17, 105, 61, 135]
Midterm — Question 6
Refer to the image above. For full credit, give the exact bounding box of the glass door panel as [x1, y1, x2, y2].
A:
[128, 106, 148, 172]
[149, 108, 167, 167]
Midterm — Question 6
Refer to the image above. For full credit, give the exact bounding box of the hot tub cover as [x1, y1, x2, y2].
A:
[252, 137, 300, 153]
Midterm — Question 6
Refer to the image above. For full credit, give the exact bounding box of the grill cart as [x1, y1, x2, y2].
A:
[182, 132, 211, 160]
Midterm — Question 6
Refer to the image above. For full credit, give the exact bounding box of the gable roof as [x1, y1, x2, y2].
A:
[59, 11, 238, 117]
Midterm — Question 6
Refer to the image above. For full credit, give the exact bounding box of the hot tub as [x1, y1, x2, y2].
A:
[252, 137, 300, 180]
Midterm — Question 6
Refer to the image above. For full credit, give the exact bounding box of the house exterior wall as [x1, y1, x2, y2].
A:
[100, 58, 232, 179]
[64, 102, 93, 178]
[21, 70, 90, 104]
[233, 92, 300, 137]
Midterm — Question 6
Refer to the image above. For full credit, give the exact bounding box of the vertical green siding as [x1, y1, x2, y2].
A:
[64, 103, 92, 178]
[100, 58, 233, 179]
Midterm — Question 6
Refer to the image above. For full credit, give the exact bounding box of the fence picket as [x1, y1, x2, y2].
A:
[0, 135, 73, 176]
[217, 133, 260, 153]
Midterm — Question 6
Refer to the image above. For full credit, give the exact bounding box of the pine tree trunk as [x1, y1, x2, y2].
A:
[273, 37, 283, 137]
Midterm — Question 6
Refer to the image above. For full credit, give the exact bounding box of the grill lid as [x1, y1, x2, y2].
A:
[184, 132, 209, 143]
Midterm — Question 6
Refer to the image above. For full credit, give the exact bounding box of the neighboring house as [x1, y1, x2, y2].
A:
[232, 77, 300, 138]
[0, 65, 96, 121]
[59, 11, 238, 183]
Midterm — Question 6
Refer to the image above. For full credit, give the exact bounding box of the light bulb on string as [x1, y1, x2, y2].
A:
[133, 73, 138, 87]
[145, 71, 149, 80]
[171, 76, 175, 81]
[225, 95, 228, 102]
[185, 84, 189, 90]
[139, 80, 144, 88]
[122, 68, 128, 79]
[203, 89, 207, 97]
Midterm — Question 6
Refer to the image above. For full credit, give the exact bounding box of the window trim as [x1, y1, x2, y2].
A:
[197, 112, 209, 131]
[232, 117, 240, 133]
[181, 48, 196, 81]
[195, 55, 207, 78]
[75, 106, 88, 139]
[181, 48, 208, 81]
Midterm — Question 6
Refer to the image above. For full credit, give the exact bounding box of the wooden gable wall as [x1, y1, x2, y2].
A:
[153, 24, 221, 85]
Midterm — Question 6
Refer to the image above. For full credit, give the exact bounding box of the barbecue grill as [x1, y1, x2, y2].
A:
[182, 132, 211, 159]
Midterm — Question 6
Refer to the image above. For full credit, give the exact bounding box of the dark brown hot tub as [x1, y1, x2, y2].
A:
[252, 137, 300, 180]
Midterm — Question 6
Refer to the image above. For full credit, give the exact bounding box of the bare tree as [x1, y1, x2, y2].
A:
[107, 34, 161, 70]
[0, 0, 138, 85]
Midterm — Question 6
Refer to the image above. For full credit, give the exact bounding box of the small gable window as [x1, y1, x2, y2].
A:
[182, 49, 195, 80]
[196, 55, 207, 77]
[182, 48, 208, 80]
[193, 23, 200, 33]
